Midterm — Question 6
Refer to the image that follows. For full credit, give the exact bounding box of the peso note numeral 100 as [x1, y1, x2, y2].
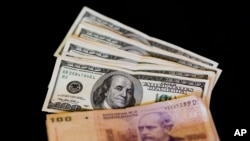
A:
[50, 116, 72, 123]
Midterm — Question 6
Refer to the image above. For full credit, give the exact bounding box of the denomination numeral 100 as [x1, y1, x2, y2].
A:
[50, 116, 72, 122]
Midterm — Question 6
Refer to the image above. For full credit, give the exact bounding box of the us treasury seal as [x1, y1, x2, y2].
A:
[67, 81, 83, 94]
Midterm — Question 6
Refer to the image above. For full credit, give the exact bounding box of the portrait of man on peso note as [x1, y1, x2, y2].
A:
[138, 112, 184, 141]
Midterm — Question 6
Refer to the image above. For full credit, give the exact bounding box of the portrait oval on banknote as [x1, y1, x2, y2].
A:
[91, 71, 143, 110]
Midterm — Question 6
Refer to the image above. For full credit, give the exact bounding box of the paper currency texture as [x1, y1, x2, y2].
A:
[46, 95, 220, 141]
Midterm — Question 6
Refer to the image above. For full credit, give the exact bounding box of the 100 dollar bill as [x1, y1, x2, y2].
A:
[46, 95, 220, 141]
[63, 35, 193, 68]
[74, 23, 215, 70]
[69, 23, 222, 84]
[54, 6, 218, 68]
[42, 56, 211, 113]
[62, 36, 217, 88]
[59, 56, 216, 105]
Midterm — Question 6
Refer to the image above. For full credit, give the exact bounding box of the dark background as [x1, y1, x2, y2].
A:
[8, 0, 249, 140]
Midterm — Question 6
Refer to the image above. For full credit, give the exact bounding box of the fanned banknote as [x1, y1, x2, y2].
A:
[63, 35, 193, 68]
[62, 36, 216, 95]
[42, 56, 211, 113]
[62, 35, 218, 87]
[46, 95, 220, 141]
[72, 23, 218, 71]
[65, 22, 222, 83]
[53, 6, 218, 68]
[52, 6, 222, 85]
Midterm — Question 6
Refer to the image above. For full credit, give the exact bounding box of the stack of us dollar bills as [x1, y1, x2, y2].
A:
[42, 6, 221, 141]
